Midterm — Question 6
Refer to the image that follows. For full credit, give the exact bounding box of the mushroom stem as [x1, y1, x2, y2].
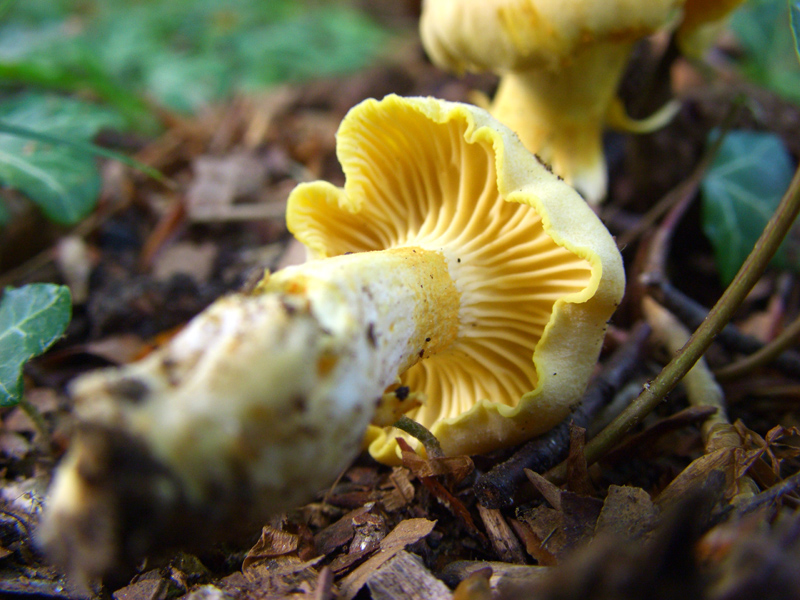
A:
[489, 42, 633, 204]
[37, 245, 461, 581]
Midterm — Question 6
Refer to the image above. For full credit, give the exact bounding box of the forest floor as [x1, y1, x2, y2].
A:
[2, 10, 800, 600]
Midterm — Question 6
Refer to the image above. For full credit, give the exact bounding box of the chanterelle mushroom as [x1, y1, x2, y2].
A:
[419, 0, 684, 203]
[37, 95, 624, 581]
[676, 0, 746, 57]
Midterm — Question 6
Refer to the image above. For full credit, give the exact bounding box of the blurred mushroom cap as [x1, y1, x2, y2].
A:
[420, 0, 684, 74]
[677, 0, 746, 57]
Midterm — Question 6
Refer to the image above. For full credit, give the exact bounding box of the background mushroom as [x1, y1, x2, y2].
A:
[37, 95, 624, 581]
[676, 0, 747, 57]
[419, 0, 684, 203]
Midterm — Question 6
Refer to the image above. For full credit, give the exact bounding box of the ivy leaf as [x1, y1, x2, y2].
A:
[0, 93, 124, 225]
[0, 284, 72, 407]
[731, 0, 800, 104]
[701, 130, 797, 284]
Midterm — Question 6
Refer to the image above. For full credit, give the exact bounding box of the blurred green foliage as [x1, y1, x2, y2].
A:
[0, 0, 389, 124]
[0, 93, 124, 225]
[0, 283, 71, 407]
[0, 0, 388, 227]
[701, 130, 798, 284]
[731, 0, 800, 104]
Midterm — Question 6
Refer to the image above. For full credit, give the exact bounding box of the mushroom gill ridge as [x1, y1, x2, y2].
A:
[288, 95, 615, 461]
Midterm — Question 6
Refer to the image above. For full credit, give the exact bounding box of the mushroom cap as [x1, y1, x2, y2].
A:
[288, 95, 624, 461]
[420, 0, 684, 74]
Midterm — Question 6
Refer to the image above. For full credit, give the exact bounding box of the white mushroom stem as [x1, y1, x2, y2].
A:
[37, 246, 461, 580]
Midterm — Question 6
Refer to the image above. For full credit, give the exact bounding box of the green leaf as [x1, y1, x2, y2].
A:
[731, 0, 800, 104]
[701, 130, 797, 284]
[0, 284, 71, 407]
[0, 93, 124, 225]
[0, 120, 169, 185]
[791, 0, 800, 62]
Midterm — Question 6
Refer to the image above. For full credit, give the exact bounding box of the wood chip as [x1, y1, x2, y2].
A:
[313, 503, 377, 556]
[439, 560, 549, 593]
[476, 505, 526, 564]
[381, 467, 415, 512]
[338, 518, 436, 600]
[112, 572, 169, 600]
[565, 425, 594, 497]
[312, 566, 334, 600]
[524, 470, 563, 510]
[365, 550, 451, 600]
[451, 568, 492, 600]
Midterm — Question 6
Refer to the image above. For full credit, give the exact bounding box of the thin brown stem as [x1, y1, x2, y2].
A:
[715, 312, 800, 381]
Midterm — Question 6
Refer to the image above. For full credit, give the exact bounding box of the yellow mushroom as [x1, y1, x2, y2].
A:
[37, 95, 624, 581]
[677, 0, 747, 58]
[420, 0, 685, 203]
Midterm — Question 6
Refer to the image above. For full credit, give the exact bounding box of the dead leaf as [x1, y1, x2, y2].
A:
[520, 470, 602, 556]
[514, 506, 564, 564]
[242, 524, 302, 570]
[152, 241, 217, 282]
[594, 485, 660, 541]
[186, 152, 279, 222]
[397, 437, 473, 483]
[655, 448, 734, 514]
[314, 503, 378, 556]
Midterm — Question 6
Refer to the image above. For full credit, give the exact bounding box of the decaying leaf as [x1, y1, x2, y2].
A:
[594, 485, 660, 541]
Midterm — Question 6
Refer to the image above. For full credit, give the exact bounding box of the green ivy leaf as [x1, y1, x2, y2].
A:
[0, 93, 124, 225]
[731, 0, 800, 104]
[701, 130, 797, 284]
[0, 284, 72, 407]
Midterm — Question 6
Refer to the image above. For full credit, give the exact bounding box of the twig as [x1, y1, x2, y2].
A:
[648, 278, 800, 379]
[547, 161, 800, 484]
[602, 406, 718, 464]
[718, 468, 800, 520]
[714, 311, 800, 381]
[642, 297, 728, 447]
[474, 323, 651, 508]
